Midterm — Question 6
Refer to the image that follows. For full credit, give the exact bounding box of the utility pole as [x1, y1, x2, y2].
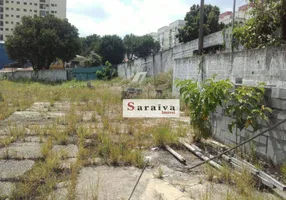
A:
[198, 0, 204, 55]
[231, 0, 236, 53]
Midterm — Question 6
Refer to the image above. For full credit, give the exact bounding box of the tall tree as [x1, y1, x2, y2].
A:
[176, 4, 224, 43]
[123, 34, 160, 60]
[5, 15, 80, 71]
[80, 34, 101, 57]
[233, 0, 285, 49]
[123, 34, 137, 60]
[134, 35, 160, 58]
[98, 35, 125, 65]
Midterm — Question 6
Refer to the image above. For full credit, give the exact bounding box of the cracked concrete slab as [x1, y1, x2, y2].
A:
[0, 142, 43, 159]
[0, 182, 16, 198]
[52, 144, 79, 158]
[75, 166, 153, 200]
[0, 160, 35, 180]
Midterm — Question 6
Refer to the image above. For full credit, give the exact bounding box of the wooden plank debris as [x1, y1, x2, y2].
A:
[164, 145, 186, 165]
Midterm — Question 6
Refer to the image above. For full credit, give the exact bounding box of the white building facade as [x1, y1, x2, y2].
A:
[158, 20, 186, 51]
[147, 20, 186, 52]
[0, 0, 67, 41]
[219, 3, 254, 25]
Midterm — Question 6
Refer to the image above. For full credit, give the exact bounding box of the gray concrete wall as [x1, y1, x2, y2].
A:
[0, 70, 67, 82]
[173, 46, 286, 94]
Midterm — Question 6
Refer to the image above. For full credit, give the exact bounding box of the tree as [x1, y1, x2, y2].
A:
[80, 34, 101, 57]
[96, 61, 117, 80]
[176, 4, 224, 43]
[84, 51, 102, 67]
[233, 0, 285, 49]
[123, 34, 137, 60]
[123, 34, 160, 60]
[134, 35, 160, 58]
[5, 15, 80, 71]
[98, 35, 125, 65]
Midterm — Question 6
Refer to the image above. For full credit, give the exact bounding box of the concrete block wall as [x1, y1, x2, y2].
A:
[212, 88, 286, 165]
[0, 70, 67, 82]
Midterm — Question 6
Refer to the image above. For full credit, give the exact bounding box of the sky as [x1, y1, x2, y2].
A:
[67, 0, 246, 38]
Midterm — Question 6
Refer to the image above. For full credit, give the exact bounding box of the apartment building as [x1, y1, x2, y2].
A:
[219, 3, 254, 25]
[151, 20, 186, 51]
[0, 0, 67, 41]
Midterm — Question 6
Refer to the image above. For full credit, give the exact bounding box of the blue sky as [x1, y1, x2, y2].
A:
[67, 0, 246, 37]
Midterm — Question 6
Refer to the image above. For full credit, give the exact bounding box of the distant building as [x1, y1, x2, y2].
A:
[219, 3, 254, 25]
[156, 20, 186, 51]
[0, 0, 67, 41]
[147, 32, 158, 42]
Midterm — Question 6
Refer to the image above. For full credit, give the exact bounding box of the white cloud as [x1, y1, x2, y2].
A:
[67, 0, 246, 37]
[67, 0, 191, 37]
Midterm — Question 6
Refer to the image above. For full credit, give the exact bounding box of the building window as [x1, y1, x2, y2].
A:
[34, 3, 37, 6]
[16, 22, 19, 24]
[40, 0, 45, 2]
[30, 9, 32, 12]
[16, 8, 20, 11]
[5, 14, 8, 17]
[16, 15, 19, 18]
[11, 14, 13, 17]
[5, 1, 8, 3]
[5, 28, 8, 31]
[5, 7, 9, 10]
[0, 7, 3, 12]
[0, 28, 3, 30]
[0, 14, 2, 19]
[40, 4, 45, 9]
[51, 4, 54, 6]
[10, 21, 13, 24]
[23, 9, 27, 12]
[51, 11, 54, 13]
[11, 7, 13, 10]
[0, 21, 3, 26]
[0, 0, 3, 5]
[34, 10, 37, 13]
[5, 21, 8, 24]
[0, 35, 3, 40]
[40, 10, 45, 17]
[16, 1, 19, 4]
[24, 2, 27, 5]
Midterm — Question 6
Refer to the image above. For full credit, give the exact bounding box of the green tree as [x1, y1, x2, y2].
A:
[233, 0, 285, 49]
[98, 35, 125, 65]
[84, 51, 102, 67]
[5, 15, 80, 71]
[134, 35, 160, 58]
[176, 4, 224, 43]
[96, 61, 117, 80]
[123, 34, 160, 59]
[80, 34, 101, 57]
[123, 34, 137, 60]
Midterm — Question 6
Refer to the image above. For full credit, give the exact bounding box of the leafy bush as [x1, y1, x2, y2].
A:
[96, 61, 117, 80]
[176, 76, 272, 140]
[226, 83, 272, 133]
[176, 76, 232, 140]
[84, 51, 102, 67]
